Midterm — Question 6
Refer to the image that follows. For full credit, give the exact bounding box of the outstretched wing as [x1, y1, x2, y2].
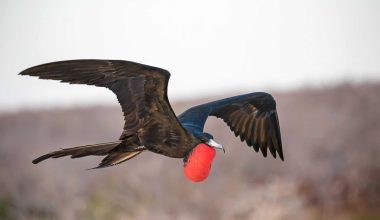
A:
[20, 60, 189, 154]
[178, 92, 283, 160]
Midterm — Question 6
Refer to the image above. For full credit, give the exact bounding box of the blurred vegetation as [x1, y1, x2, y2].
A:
[0, 83, 379, 219]
[0, 199, 10, 219]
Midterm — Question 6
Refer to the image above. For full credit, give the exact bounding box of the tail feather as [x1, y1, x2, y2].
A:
[92, 151, 143, 169]
[32, 141, 122, 164]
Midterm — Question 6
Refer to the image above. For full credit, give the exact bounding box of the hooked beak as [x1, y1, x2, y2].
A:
[207, 139, 225, 153]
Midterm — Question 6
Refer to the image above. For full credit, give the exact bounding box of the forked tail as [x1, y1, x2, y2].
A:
[32, 141, 143, 168]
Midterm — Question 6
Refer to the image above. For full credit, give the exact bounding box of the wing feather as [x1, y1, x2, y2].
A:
[259, 115, 268, 157]
[20, 60, 190, 157]
[238, 117, 250, 142]
[244, 117, 255, 147]
[178, 92, 284, 160]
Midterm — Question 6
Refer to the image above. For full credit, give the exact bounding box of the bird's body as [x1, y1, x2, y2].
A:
[20, 59, 283, 182]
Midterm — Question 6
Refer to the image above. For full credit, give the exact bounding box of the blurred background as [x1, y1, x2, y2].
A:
[1, 0, 380, 219]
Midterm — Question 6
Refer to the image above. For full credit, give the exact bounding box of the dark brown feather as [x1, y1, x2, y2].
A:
[21, 60, 197, 166]
[93, 151, 143, 169]
[238, 117, 250, 142]
[253, 116, 261, 147]
[32, 141, 122, 164]
[258, 116, 267, 157]
[244, 117, 255, 147]
[210, 93, 284, 160]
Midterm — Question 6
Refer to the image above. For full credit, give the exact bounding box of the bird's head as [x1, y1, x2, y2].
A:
[197, 132, 225, 152]
[183, 132, 224, 182]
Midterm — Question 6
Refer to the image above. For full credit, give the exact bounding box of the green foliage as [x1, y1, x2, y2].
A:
[350, 211, 380, 220]
[0, 199, 10, 219]
[84, 193, 120, 220]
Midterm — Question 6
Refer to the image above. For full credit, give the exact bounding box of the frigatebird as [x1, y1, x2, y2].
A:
[20, 60, 283, 182]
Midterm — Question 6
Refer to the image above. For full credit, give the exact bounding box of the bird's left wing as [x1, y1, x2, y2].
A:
[19, 60, 190, 155]
[178, 92, 283, 160]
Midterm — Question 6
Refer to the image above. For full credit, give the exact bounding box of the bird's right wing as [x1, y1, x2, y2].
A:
[20, 60, 189, 152]
[178, 92, 283, 160]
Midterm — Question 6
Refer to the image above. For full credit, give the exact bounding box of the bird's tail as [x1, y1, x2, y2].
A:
[32, 141, 143, 168]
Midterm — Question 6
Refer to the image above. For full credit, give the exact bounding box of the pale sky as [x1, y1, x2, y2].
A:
[1, 0, 380, 111]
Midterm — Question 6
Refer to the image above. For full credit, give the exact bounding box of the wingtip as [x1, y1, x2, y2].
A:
[261, 149, 267, 158]
[19, 68, 34, 76]
[278, 146, 284, 161]
[269, 148, 285, 161]
[19, 64, 45, 76]
[279, 153, 284, 161]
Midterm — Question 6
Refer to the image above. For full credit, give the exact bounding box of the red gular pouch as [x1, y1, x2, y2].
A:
[183, 143, 216, 182]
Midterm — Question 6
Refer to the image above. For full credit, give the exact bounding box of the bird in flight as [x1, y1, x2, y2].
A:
[20, 60, 283, 182]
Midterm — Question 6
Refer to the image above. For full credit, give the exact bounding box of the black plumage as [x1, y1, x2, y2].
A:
[20, 60, 283, 168]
